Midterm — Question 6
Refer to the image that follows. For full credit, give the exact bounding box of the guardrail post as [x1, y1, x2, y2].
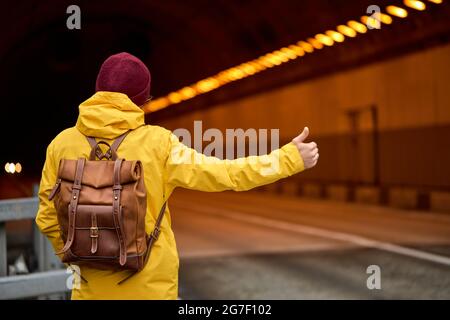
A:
[0, 222, 6, 276]
[32, 184, 46, 272]
[33, 223, 46, 272]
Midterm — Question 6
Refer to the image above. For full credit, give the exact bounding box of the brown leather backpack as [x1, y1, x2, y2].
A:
[48, 131, 165, 284]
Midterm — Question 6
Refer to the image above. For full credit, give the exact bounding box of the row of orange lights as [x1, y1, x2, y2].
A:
[143, 0, 443, 114]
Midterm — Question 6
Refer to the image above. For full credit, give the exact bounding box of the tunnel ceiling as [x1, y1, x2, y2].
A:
[1, 0, 450, 172]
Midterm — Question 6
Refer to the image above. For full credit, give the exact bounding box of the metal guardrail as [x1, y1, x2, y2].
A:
[0, 270, 69, 299]
[0, 196, 69, 299]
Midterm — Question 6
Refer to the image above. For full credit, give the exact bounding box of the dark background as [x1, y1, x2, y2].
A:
[1, 0, 450, 205]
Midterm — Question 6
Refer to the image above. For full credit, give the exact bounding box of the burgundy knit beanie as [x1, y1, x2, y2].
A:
[95, 52, 151, 106]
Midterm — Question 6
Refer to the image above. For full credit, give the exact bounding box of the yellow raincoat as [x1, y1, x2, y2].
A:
[35, 91, 305, 299]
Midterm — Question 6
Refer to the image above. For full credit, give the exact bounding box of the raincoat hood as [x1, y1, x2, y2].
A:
[76, 91, 145, 139]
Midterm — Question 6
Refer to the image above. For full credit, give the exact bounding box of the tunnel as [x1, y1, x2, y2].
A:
[0, 0, 449, 301]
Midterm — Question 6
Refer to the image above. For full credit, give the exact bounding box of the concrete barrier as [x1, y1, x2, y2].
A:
[355, 186, 380, 205]
[430, 191, 450, 213]
[302, 183, 322, 198]
[388, 187, 418, 210]
[326, 184, 348, 202]
[280, 179, 299, 196]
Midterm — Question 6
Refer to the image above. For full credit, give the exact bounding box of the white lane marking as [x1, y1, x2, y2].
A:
[180, 204, 450, 267]
[179, 243, 353, 259]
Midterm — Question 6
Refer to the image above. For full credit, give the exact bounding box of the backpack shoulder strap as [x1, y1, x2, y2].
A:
[85, 130, 131, 160]
[117, 201, 167, 285]
[149, 202, 167, 243]
[86, 136, 97, 149]
[56, 158, 86, 255]
[110, 130, 130, 153]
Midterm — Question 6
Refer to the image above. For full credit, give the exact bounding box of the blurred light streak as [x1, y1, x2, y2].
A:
[315, 33, 335, 46]
[144, 2, 432, 113]
[326, 30, 345, 42]
[337, 25, 357, 37]
[347, 20, 368, 33]
[386, 5, 409, 17]
[404, 0, 427, 10]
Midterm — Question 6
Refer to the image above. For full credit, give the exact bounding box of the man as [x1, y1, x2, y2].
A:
[35, 52, 319, 299]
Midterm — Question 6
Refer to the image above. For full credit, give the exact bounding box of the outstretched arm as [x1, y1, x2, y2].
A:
[165, 127, 319, 192]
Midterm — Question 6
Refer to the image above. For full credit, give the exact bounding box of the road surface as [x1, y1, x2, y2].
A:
[170, 189, 450, 299]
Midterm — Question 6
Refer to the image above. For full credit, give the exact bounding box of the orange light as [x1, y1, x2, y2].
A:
[280, 47, 298, 59]
[297, 41, 315, 53]
[258, 56, 275, 68]
[239, 63, 255, 75]
[168, 92, 182, 104]
[272, 50, 290, 62]
[427, 0, 442, 3]
[197, 78, 220, 93]
[361, 15, 381, 29]
[315, 33, 334, 46]
[362, 13, 393, 27]
[179, 86, 197, 99]
[404, 0, 426, 10]
[265, 53, 283, 65]
[147, 98, 170, 112]
[231, 68, 246, 80]
[347, 20, 368, 33]
[378, 13, 393, 24]
[326, 30, 345, 42]
[288, 45, 305, 56]
[386, 5, 408, 18]
[250, 61, 266, 71]
[217, 70, 231, 82]
[337, 25, 357, 37]
[307, 38, 324, 50]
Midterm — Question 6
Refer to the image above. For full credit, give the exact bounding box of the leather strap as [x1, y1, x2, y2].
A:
[90, 212, 98, 254]
[145, 201, 167, 265]
[86, 131, 130, 161]
[86, 136, 97, 149]
[112, 158, 127, 266]
[110, 131, 129, 154]
[88, 141, 113, 160]
[117, 201, 167, 285]
[57, 158, 85, 254]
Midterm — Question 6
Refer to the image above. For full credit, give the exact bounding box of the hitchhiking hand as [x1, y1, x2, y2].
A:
[292, 127, 319, 169]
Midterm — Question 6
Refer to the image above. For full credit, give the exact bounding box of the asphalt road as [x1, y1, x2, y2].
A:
[170, 189, 450, 299]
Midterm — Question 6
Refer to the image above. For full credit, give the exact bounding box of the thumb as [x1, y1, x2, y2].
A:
[296, 127, 309, 143]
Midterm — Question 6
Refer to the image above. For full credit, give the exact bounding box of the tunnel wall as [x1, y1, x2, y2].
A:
[157, 42, 450, 212]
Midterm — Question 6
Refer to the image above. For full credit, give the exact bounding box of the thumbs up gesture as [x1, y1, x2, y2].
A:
[292, 127, 319, 169]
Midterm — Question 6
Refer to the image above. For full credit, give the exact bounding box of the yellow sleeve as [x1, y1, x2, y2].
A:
[165, 132, 305, 192]
[35, 141, 64, 255]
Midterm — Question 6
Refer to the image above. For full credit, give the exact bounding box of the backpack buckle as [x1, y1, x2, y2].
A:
[90, 226, 99, 238]
[150, 227, 161, 240]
